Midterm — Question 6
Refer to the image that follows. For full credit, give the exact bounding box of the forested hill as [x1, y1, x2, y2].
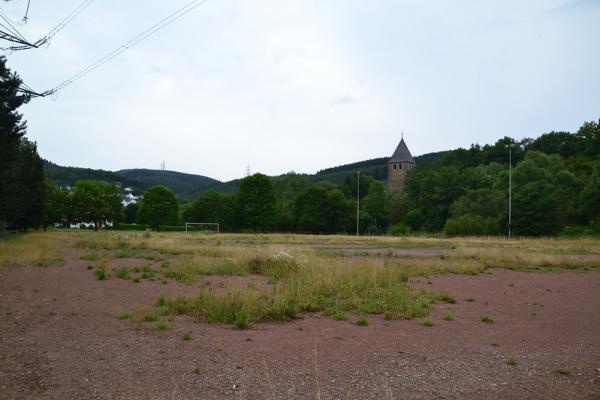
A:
[116, 169, 219, 199]
[43, 161, 142, 190]
[43, 162, 219, 199]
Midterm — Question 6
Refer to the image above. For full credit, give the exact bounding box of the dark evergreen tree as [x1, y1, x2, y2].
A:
[0, 56, 46, 232]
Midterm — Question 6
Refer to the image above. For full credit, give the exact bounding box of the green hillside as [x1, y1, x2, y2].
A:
[43, 161, 142, 191]
[116, 169, 219, 199]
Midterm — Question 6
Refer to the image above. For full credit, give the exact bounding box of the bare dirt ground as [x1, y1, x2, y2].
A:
[1, 248, 600, 400]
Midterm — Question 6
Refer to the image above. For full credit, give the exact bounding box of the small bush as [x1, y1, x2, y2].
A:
[144, 313, 159, 322]
[442, 313, 455, 321]
[114, 267, 130, 279]
[507, 356, 518, 366]
[183, 331, 193, 341]
[465, 297, 475, 302]
[94, 267, 108, 280]
[439, 293, 456, 303]
[421, 318, 434, 327]
[355, 318, 368, 326]
[81, 253, 101, 261]
[557, 367, 570, 375]
[116, 311, 131, 320]
[132, 277, 140, 283]
[443, 214, 501, 236]
[234, 309, 251, 330]
[481, 315, 495, 323]
[154, 321, 170, 330]
[156, 296, 166, 306]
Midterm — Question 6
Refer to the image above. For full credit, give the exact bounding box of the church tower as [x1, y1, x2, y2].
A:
[387, 136, 416, 192]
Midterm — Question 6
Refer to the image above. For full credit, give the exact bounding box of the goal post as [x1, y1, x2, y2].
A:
[185, 222, 220, 233]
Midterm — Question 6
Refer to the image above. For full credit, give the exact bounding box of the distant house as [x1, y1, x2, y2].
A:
[122, 192, 141, 206]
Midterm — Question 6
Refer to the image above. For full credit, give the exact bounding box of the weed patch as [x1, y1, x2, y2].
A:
[481, 315, 495, 323]
[94, 266, 108, 280]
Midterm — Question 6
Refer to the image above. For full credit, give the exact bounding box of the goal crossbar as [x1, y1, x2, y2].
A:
[185, 222, 220, 233]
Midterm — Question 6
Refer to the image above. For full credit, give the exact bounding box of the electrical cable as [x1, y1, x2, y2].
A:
[52, 0, 209, 93]
[15, 0, 210, 98]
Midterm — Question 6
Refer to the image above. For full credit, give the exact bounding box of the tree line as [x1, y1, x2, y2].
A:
[2, 55, 599, 236]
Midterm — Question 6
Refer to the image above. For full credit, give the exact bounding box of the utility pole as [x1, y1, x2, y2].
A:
[506, 144, 515, 238]
[356, 171, 360, 236]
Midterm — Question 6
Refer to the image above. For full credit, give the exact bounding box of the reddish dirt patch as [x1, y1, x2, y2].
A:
[1, 251, 599, 399]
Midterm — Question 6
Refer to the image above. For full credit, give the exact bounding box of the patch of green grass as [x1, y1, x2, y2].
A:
[329, 310, 349, 321]
[114, 248, 152, 259]
[442, 313, 455, 321]
[481, 315, 495, 323]
[140, 266, 156, 280]
[132, 277, 140, 283]
[439, 293, 456, 303]
[144, 313, 159, 322]
[116, 311, 131, 320]
[421, 318, 434, 327]
[114, 267, 130, 280]
[507, 356, 518, 366]
[355, 318, 368, 326]
[81, 252, 101, 261]
[183, 331, 193, 341]
[557, 367, 570, 375]
[154, 321, 170, 330]
[94, 266, 108, 280]
[156, 296, 166, 306]
[233, 309, 251, 329]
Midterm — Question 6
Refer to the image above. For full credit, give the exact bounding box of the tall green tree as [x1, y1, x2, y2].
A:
[184, 190, 237, 231]
[580, 162, 600, 223]
[138, 185, 178, 230]
[45, 182, 72, 228]
[0, 56, 47, 232]
[71, 180, 122, 230]
[237, 173, 277, 231]
[362, 180, 389, 231]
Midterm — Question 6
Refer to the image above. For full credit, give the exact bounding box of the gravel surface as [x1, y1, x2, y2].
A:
[1, 249, 599, 399]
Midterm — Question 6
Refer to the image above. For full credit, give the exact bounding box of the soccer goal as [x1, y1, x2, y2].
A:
[185, 222, 220, 233]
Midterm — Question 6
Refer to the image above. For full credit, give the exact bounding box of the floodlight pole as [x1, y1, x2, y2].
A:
[356, 171, 360, 236]
[506, 144, 515, 238]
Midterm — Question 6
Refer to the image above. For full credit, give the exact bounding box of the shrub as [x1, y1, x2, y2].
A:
[94, 267, 108, 280]
[481, 315, 495, 323]
[443, 313, 455, 321]
[389, 222, 411, 236]
[444, 214, 500, 236]
[355, 318, 368, 326]
[114, 267, 130, 279]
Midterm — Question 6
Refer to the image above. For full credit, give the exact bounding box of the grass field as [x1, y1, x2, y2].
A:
[2, 230, 599, 329]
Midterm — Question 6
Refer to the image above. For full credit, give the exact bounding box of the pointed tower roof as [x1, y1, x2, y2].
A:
[389, 138, 415, 164]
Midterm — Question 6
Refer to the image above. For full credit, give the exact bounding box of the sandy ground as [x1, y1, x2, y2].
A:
[1, 248, 600, 400]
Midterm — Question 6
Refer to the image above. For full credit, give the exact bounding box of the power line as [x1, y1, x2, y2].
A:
[45, 0, 95, 42]
[1, 0, 95, 51]
[27, 0, 210, 97]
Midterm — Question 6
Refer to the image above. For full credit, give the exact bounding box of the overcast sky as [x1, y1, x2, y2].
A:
[3, 0, 600, 181]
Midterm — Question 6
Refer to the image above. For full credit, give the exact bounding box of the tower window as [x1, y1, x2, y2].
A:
[393, 164, 396, 170]
[399, 164, 402, 169]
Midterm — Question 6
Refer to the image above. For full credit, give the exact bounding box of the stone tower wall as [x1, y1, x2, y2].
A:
[387, 162, 415, 192]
